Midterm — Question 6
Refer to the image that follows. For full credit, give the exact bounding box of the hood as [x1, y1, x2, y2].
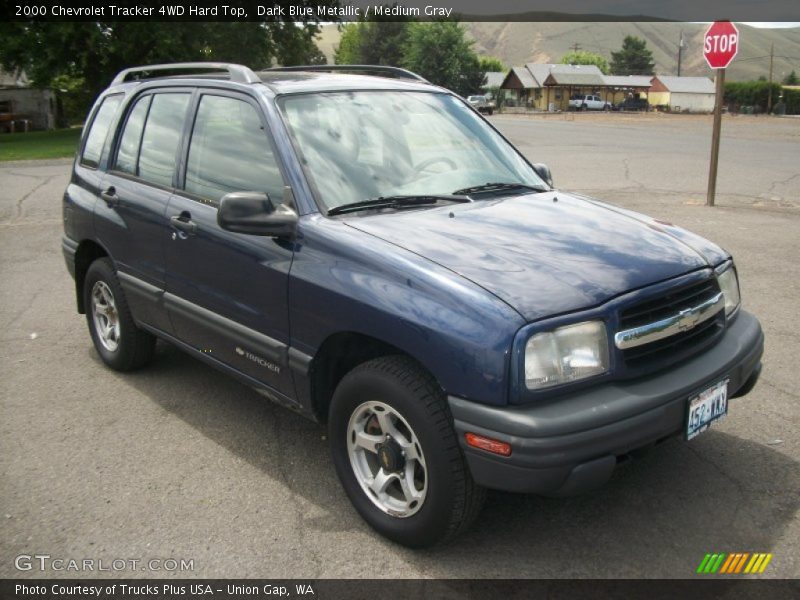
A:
[343, 192, 728, 321]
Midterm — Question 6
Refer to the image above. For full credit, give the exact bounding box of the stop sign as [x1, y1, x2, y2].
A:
[704, 21, 739, 69]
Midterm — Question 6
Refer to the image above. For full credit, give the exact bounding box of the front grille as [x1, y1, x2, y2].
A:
[618, 277, 724, 372]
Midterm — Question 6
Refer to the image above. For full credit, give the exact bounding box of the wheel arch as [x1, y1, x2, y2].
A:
[74, 239, 111, 313]
[308, 331, 439, 424]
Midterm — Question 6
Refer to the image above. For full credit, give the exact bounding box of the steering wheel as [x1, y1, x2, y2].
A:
[412, 156, 458, 177]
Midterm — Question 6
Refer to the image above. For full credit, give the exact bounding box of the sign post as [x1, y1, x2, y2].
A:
[703, 21, 739, 206]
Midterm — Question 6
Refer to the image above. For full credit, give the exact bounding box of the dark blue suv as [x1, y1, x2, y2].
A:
[62, 63, 764, 547]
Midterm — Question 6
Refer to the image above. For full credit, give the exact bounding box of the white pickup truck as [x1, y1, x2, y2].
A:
[569, 94, 612, 111]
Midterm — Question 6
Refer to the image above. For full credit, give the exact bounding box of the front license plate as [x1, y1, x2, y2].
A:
[686, 379, 729, 440]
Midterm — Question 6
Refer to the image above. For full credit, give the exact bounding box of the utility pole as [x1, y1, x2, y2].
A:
[677, 31, 684, 76]
[767, 43, 774, 114]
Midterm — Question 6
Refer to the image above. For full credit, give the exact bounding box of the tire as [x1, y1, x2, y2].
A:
[581, 103, 587, 111]
[83, 257, 156, 371]
[487, 108, 493, 116]
[329, 355, 485, 547]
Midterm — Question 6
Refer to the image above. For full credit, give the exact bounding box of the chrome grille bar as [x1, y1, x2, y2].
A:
[614, 292, 725, 350]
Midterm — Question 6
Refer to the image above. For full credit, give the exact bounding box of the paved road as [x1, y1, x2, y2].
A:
[1, 114, 798, 579]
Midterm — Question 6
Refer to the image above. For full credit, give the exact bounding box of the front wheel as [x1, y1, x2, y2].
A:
[329, 356, 485, 547]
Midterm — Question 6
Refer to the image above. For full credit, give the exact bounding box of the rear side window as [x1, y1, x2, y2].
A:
[115, 95, 151, 175]
[138, 93, 190, 188]
[184, 95, 284, 203]
[81, 95, 122, 168]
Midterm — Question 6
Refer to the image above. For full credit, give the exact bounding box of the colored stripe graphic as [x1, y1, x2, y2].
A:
[711, 553, 726, 573]
[735, 553, 750, 573]
[720, 554, 736, 573]
[699, 552, 773, 574]
[697, 554, 712, 573]
[759, 554, 773, 573]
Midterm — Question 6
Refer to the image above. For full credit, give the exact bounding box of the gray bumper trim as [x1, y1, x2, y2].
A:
[449, 310, 764, 494]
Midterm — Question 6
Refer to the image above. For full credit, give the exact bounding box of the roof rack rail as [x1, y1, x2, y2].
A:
[111, 62, 261, 86]
[265, 65, 428, 82]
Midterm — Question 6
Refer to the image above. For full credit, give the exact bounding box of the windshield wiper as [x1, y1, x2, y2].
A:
[451, 182, 549, 196]
[327, 195, 470, 216]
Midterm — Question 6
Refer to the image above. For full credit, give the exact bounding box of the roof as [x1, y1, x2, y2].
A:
[543, 70, 606, 86]
[507, 66, 537, 89]
[482, 71, 506, 89]
[654, 76, 715, 94]
[504, 63, 607, 89]
[603, 75, 652, 88]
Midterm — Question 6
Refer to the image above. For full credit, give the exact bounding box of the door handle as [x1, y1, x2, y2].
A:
[170, 213, 197, 235]
[100, 186, 119, 208]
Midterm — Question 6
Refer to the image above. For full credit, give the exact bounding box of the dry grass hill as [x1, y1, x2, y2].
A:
[315, 22, 800, 82]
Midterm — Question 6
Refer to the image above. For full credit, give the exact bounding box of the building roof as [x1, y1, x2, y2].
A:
[654, 76, 715, 94]
[603, 75, 652, 88]
[0, 68, 28, 88]
[483, 71, 506, 89]
[528, 63, 606, 88]
[543, 71, 605, 86]
[507, 66, 537, 89]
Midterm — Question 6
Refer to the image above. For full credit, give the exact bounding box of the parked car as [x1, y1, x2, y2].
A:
[614, 96, 650, 112]
[467, 94, 494, 115]
[63, 63, 763, 548]
[569, 93, 612, 111]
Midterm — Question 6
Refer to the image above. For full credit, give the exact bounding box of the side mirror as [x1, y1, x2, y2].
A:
[217, 191, 298, 238]
[532, 163, 554, 188]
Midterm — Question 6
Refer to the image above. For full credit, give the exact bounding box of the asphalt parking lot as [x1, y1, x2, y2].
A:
[1, 113, 798, 579]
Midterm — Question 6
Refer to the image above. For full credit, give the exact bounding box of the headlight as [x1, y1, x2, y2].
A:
[717, 265, 741, 317]
[524, 320, 609, 390]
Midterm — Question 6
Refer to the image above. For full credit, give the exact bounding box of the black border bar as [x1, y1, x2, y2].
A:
[2, 1, 800, 22]
[2, 579, 800, 600]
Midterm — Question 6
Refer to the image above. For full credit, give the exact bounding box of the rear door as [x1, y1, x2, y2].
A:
[95, 90, 192, 332]
[163, 90, 295, 397]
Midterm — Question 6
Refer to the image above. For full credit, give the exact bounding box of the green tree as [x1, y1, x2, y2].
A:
[334, 23, 363, 64]
[403, 21, 484, 97]
[784, 70, 799, 85]
[0, 8, 333, 121]
[478, 56, 505, 73]
[560, 50, 610, 74]
[334, 11, 411, 67]
[610, 36, 656, 75]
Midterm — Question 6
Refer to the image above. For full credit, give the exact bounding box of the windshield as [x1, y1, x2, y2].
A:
[278, 91, 546, 212]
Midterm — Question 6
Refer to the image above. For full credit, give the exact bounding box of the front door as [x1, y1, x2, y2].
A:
[163, 91, 295, 398]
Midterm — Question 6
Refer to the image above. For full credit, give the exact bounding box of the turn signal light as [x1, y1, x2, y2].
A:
[465, 432, 512, 457]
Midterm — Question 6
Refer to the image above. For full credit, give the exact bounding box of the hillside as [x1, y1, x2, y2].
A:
[316, 22, 800, 82]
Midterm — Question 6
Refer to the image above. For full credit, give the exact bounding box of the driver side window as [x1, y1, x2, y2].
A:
[184, 95, 284, 204]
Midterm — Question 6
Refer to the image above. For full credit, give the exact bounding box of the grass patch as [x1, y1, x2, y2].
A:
[0, 128, 82, 162]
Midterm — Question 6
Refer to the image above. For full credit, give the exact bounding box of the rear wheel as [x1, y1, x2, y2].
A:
[329, 356, 485, 547]
[84, 258, 155, 371]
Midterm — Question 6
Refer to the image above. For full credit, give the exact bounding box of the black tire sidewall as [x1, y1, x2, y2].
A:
[329, 361, 462, 548]
[83, 258, 140, 370]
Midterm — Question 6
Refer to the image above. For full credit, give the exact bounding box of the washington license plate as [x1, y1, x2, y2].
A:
[686, 379, 729, 440]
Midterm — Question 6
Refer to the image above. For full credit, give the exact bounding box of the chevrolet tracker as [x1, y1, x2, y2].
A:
[62, 63, 764, 547]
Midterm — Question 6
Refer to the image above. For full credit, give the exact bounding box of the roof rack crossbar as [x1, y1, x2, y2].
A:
[111, 63, 261, 86]
[265, 65, 427, 82]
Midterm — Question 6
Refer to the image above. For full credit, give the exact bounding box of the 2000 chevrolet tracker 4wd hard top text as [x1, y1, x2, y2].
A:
[62, 63, 764, 548]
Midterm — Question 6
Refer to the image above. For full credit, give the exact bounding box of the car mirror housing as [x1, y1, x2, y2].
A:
[217, 191, 298, 238]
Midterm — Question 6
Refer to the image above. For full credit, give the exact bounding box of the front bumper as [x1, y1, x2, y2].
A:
[449, 310, 764, 496]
